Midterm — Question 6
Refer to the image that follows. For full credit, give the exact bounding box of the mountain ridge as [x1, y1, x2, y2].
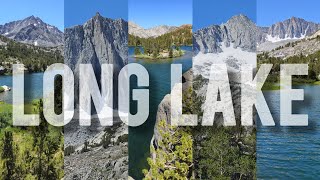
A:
[193, 14, 259, 53]
[258, 16, 320, 51]
[0, 16, 63, 47]
[129, 21, 181, 38]
[193, 14, 320, 53]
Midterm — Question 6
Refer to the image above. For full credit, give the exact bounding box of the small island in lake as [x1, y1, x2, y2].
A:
[129, 24, 192, 60]
[134, 46, 185, 59]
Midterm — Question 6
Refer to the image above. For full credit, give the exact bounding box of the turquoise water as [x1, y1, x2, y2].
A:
[128, 46, 193, 179]
[0, 72, 44, 103]
[257, 86, 320, 179]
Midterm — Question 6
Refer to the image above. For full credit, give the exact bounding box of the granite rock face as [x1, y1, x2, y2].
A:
[268, 17, 320, 39]
[64, 12, 128, 109]
[193, 14, 259, 53]
[258, 17, 320, 51]
[193, 15, 320, 53]
[64, 13, 128, 180]
[0, 16, 63, 47]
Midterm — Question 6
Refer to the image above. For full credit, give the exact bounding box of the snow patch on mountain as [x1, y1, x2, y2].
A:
[193, 43, 256, 81]
[266, 33, 306, 43]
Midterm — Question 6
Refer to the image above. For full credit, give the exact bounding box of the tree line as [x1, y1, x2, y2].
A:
[0, 35, 63, 74]
[258, 50, 320, 83]
[129, 25, 192, 57]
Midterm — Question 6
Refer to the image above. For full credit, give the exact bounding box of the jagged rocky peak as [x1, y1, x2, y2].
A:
[267, 16, 320, 40]
[193, 14, 258, 54]
[222, 14, 258, 51]
[0, 15, 63, 47]
[65, 12, 128, 101]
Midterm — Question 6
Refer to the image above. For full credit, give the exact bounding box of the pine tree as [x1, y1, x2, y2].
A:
[169, 48, 173, 58]
[134, 46, 141, 55]
[2, 131, 15, 179]
[143, 120, 193, 179]
[32, 100, 49, 179]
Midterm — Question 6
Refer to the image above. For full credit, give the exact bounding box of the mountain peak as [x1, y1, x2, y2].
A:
[25, 15, 41, 22]
[94, 12, 102, 18]
[228, 14, 251, 23]
[91, 12, 104, 21]
[0, 16, 63, 47]
[290, 16, 299, 20]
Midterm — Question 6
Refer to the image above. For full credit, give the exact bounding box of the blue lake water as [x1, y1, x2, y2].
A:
[257, 86, 320, 179]
[0, 72, 44, 104]
[128, 46, 193, 179]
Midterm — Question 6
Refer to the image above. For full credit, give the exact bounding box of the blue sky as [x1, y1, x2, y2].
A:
[0, 0, 64, 31]
[193, 0, 256, 31]
[65, 0, 128, 28]
[129, 0, 192, 29]
[258, 0, 320, 26]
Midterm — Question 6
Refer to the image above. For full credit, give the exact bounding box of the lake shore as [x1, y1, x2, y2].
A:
[134, 50, 185, 60]
[262, 80, 320, 91]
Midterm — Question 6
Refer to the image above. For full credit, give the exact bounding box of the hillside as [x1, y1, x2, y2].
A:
[262, 35, 320, 58]
[258, 31, 320, 88]
[308, 29, 320, 39]
[0, 35, 63, 74]
[129, 24, 192, 46]
[0, 99, 64, 179]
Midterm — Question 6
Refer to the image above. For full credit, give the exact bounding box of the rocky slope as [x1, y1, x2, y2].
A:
[0, 16, 63, 47]
[64, 122, 128, 180]
[193, 14, 256, 82]
[64, 13, 128, 179]
[129, 21, 177, 38]
[308, 29, 320, 39]
[194, 14, 258, 54]
[264, 36, 320, 58]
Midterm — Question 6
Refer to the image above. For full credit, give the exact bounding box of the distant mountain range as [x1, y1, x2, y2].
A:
[258, 17, 320, 52]
[193, 15, 320, 53]
[262, 17, 320, 42]
[0, 16, 63, 47]
[129, 21, 179, 38]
